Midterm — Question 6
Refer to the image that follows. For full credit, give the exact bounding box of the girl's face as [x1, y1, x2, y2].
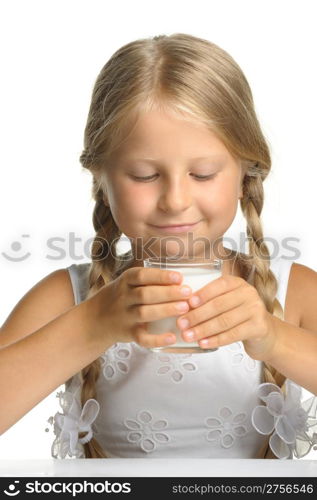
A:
[102, 108, 245, 261]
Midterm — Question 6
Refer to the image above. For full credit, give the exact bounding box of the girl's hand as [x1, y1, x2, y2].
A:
[91, 266, 192, 349]
[176, 275, 277, 361]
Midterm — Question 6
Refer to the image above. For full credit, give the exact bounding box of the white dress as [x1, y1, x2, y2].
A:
[48, 257, 317, 460]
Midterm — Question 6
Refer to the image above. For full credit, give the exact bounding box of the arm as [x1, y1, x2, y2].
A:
[174, 262, 317, 395]
[267, 316, 317, 394]
[266, 263, 317, 395]
[0, 297, 113, 435]
[0, 270, 114, 435]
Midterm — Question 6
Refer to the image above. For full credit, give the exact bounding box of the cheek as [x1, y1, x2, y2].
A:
[111, 183, 153, 222]
[126, 185, 154, 216]
[203, 179, 238, 214]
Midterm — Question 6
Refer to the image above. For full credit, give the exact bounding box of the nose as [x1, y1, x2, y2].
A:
[157, 175, 193, 213]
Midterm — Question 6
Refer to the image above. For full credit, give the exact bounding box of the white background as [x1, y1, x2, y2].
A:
[0, 0, 316, 459]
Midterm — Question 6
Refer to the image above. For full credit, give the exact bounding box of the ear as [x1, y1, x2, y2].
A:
[239, 162, 248, 199]
[103, 194, 109, 207]
[238, 177, 244, 200]
[239, 177, 245, 199]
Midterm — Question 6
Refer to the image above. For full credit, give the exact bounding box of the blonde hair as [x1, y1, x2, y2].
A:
[76, 33, 285, 458]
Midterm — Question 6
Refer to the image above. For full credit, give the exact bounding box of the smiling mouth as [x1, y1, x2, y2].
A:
[150, 221, 200, 233]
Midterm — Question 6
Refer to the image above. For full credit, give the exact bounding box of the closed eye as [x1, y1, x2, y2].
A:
[131, 173, 217, 182]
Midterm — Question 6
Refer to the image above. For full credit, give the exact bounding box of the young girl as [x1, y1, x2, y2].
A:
[1, 33, 317, 461]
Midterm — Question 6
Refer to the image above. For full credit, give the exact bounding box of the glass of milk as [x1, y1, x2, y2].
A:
[143, 257, 222, 353]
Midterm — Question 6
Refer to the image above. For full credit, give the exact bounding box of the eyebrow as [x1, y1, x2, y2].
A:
[127, 155, 226, 164]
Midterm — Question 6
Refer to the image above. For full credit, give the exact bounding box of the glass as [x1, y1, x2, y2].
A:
[143, 257, 223, 353]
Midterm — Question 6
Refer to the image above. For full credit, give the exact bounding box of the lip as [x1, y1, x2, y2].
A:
[151, 221, 200, 233]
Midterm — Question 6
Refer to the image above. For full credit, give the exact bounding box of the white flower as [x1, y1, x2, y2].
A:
[124, 410, 170, 453]
[51, 389, 100, 459]
[205, 407, 248, 448]
[156, 354, 197, 383]
[226, 342, 257, 371]
[101, 343, 132, 380]
[251, 379, 317, 459]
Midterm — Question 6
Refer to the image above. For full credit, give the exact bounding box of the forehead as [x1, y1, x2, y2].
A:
[113, 109, 230, 160]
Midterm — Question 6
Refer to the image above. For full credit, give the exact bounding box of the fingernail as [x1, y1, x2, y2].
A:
[199, 339, 209, 347]
[176, 302, 189, 312]
[165, 335, 176, 345]
[170, 272, 181, 283]
[190, 296, 201, 307]
[179, 318, 190, 329]
[180, 286, 192, 296]
[184, 330, 195, 341]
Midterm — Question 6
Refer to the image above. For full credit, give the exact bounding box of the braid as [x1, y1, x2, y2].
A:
[77, 178, 133, 458]
[239, 173, 286, 459]
[78, 361, 106, 458]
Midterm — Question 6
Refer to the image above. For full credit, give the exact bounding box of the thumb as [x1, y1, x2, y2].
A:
[134, 322, 176, 349]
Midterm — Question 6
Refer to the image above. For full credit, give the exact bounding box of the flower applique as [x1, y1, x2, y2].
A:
[226, 342, 257, 372]
[124, 410, 171, 453]
[50, 388, 100, 459]
[156, 354, 197, 383]
[101, 343, 132, 380]
[205, 407, 248, 449]
[312, 433, 317, 450]
[251, 379, 317, 459]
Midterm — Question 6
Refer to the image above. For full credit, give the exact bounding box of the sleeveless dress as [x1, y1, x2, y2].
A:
[48, 257, 317, 460]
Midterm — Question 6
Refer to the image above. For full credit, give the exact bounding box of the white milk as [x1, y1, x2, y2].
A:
[147, 266, 222, 350]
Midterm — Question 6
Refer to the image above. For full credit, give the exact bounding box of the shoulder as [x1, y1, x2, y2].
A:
[67, 263, 91, 302]
[285, 262, 317, 330]
[23, 267, 75, 308]
[0, 268, 75, 345]
[67, 262, 90, 280]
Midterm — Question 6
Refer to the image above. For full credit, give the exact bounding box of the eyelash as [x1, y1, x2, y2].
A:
[132, 174, 217, 182]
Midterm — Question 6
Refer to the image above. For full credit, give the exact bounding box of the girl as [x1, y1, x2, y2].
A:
[1, 33, 317, 460]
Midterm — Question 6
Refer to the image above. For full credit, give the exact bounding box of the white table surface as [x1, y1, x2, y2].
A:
[0, 459, 316, 477]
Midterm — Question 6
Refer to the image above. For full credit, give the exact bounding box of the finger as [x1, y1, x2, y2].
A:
[187, 275, 245, 309]
[130, 283, 193, 306]
[177, 286, 247, 331]
[131, 300, 190, 323]
[197, 319, 252, 349]
[134, 324, 177, 349]
[126, 266, 183, 287]
[181, 305, 250, 343]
